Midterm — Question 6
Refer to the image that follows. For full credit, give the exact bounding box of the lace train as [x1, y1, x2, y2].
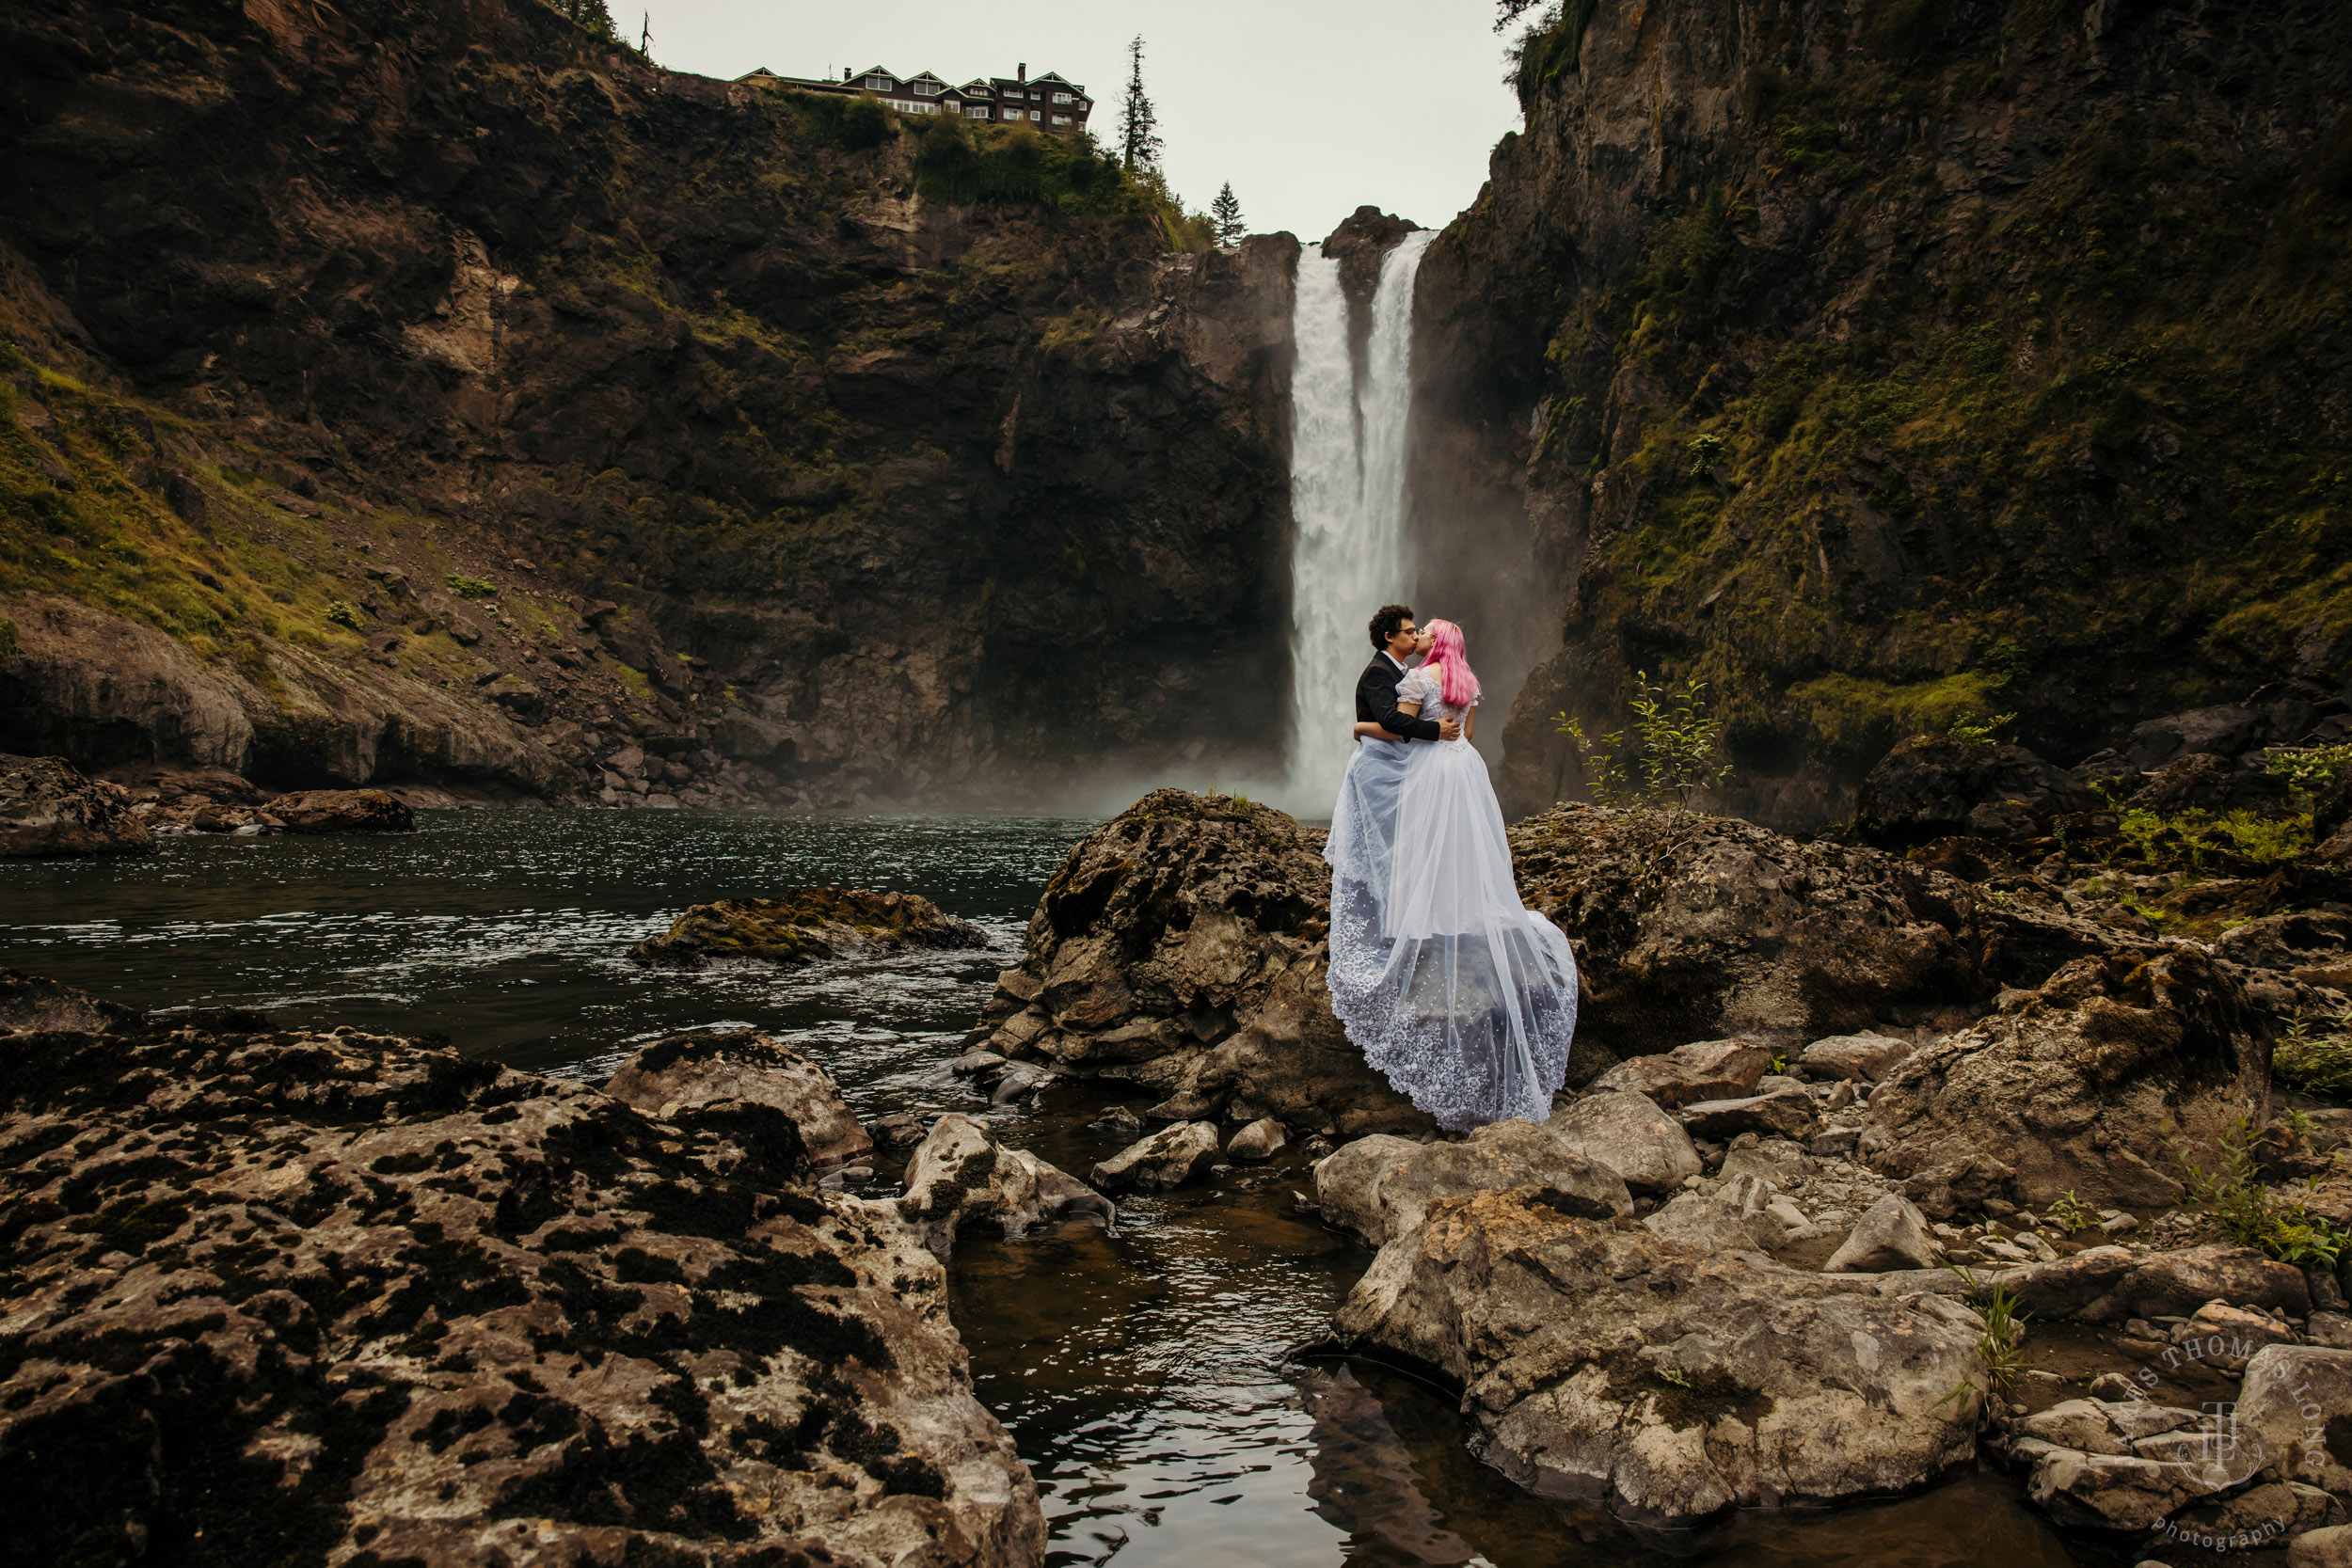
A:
[1323, 737, 1579, 1132]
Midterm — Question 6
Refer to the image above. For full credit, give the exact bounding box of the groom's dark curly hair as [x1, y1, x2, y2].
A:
[1368, 603, 1415, 651]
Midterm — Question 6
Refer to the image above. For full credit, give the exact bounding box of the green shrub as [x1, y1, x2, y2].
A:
[2277, 1008, 2352, 1101]
[2176, 1117, 2347, 1266]
[1946, 712, 2016, 747]
[1556, 670, 1732, 809]
[787, 90, 894, 151]
[2265, 741, 2352, 794]
[324, 600, 360, 628]
[1507, 0, 1601, 110]
[445, 574, 497, 598]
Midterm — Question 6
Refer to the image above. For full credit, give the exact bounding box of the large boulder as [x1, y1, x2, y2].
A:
[0, 987, 1045, 1566]
[603, 1027, 873, 1169]
[1862, 950, 2272, 1209]
[894, 1113, 1113, 1258]
[987, 790, 1433, 1136]
[1328, 1186, 1988, 1524]
[1089, 1121, 1221, 1193]
[1313, 1121, 1632, 1247]
[266, 785, 417, 832]
[1508, 806, 1998, 1066]
[0, 752, 152, 856]
[1983, 1243, 2311, 1323]
[2128, 752, 2290, 816]
[632, 887, 988, 968]
[1854, 735, 2098, 847]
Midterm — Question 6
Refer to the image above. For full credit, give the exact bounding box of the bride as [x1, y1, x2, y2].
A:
[1326, 618, 1579, 1131]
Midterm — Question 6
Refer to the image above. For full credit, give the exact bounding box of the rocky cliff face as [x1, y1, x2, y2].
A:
[1414, 0, 2352, 825]
[0, 0, 1296, 806]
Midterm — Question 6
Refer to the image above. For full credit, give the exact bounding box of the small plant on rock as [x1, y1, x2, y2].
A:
[1942, 1268, 2029, 1404]
[2175, 1117, 2349, 1266]
[2043, 1190, 2096, 1235]
[2263, 741, 2352, 796]
[324, 600, 360, 628]
[1945, 711, 2015, 747]
[445, 573, 497, 598]
[2276, 1007, 2352, 1102]
[1556, 671, 1731, 811]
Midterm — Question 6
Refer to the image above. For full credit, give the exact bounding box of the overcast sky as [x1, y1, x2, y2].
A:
[638, 0, 1527, 243]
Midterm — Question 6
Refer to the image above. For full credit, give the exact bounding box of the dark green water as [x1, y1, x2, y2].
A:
[0, 811, 2098, 1566]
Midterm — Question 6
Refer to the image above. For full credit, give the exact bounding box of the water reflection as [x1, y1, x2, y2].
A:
[0, 811, 2109, 1565]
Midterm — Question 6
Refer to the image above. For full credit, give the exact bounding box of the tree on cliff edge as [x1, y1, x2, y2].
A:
[546, 0, 616, 41]
[1212, 183, 1244, 245]
[1120, 35, 1163, 172]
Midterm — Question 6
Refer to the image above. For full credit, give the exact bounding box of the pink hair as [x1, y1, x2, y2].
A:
[1425, 619, 1481, 709]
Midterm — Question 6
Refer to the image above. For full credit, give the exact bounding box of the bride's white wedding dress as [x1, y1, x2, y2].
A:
[1325, 667, 1579, 1131]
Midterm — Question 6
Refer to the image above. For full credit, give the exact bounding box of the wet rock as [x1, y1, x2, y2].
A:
[866, 1109, 927, 1153]
[1677, 1087, 1820, 1143]
[0, 990, 1045, 1565]
[1863, 950, 2271, 1209]
[1001, 791, 1430, 1136]
[631, 887, 988, 968]
[603, 1027, 873, 1169]
[265, 785, 417, 832]
[990, 1059, 1057, 1106]
[895, 1113, 1114, 1258]
[0, 752, 153, 856]
[1506, 806, 2000, 1061]
[1823, 1194, 1941, 1274]
[1798, 1031, 1918, 1083]
[1228, 1117, 1287, 1163]
[1545, 1090, 1703, 1195]
[1090, 1121, 1222, 1194]
[1587, 1037, 1771, 1107]
[1328, 1187, 1986, 1523]
[1854, 735, 2098, 847]
[1087, 1104, 1144, 1138]
[1314, 1122, 1632, 1248]
[0, 969, 146, 1034]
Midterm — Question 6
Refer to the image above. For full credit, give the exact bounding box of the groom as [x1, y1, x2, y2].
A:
[1356, 604, 1461, 751]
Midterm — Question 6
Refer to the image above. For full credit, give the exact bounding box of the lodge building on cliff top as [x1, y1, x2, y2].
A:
[737, 62, 1093, 135]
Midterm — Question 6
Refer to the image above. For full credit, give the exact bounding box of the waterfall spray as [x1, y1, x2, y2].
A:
[1281, 229, 1437, 807]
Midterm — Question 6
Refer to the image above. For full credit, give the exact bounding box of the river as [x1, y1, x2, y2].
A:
[0, 810, 2102, 1566]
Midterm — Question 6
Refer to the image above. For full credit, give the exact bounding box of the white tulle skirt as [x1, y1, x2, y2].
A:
[1324, 737, 1579, 1132]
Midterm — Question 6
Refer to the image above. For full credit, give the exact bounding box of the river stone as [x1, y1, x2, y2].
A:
[1799, 1031, 1917, 1083]
[1315, 1121, 1633, 1248]
[1091, 1121, 1221, 1194]
[1823, 1194, 1941, 1274]
[1329, 1185, 1987, 1523]
[2170, 1300, 2298, 1370]
[1716, 1137, 1816, 1189]
[0, 988, 1046, 1565]
[2296, 1526, 2352, 1568]
[1228, 1116, 1287, 1163]
[1863, 950, 2271, 1209]
[1544, 1091, 1703, 1195]
[896, 1113, 1114, 1258]
[266, 785, 417, 832]
[0, 752, 153, 856]
[1985, 1243, 2312, 1323]
[2238, 1347, 2352, 1497]
[604, 1027, 873, 1169]
[631, 887, 988, 968]
[1643, 1190, 1771, 1254]
[1587, 1037, 1771, 1107]
[1676, 1087, 1820, 1143]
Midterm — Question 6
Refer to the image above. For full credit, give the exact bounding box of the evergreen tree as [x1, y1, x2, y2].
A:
[1120, 35, 1163, 171]
[548, 0, 616, 40]
[1211, 182, 1244, 245]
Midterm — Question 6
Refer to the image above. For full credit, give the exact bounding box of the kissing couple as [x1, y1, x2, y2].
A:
[1321, 605, 1580, 1132]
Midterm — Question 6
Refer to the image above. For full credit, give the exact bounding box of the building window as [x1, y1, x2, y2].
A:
[1002, 108, 1019, 119]
[1003, 89, 1024, 100]
[1052, 114, 1071, 125]
[1029, 109, 1041, 120]
[914, 80, 939, 96]
[1053, 92, 1072, 103]
[865, 75, 890, 90]
[966, 105, 988, 119]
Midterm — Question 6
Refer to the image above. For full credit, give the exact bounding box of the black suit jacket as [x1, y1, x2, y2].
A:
[1355, 654, 1440, 741]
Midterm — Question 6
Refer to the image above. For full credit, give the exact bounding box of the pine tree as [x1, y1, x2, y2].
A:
[1120, 35, 1163, 171]
[1211, 182, 1244, 245]
[548, 0, 616, 40]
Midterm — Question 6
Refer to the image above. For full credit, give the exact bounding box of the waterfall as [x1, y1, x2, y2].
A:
[1281, 229, 1437, 806]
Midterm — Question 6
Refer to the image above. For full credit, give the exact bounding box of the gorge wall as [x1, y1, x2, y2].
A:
[1414, 0, 2352, 825]
[0, 0, 1297, 806]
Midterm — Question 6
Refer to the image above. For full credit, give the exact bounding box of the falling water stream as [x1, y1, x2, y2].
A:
[1281, 230, 1438, 809]
[0, 815, 2110, 1565]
